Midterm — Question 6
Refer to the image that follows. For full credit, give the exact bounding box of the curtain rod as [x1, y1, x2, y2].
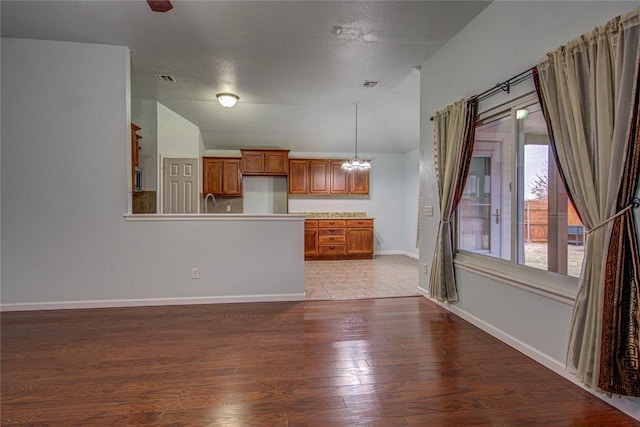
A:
[429, 67, 535, 121]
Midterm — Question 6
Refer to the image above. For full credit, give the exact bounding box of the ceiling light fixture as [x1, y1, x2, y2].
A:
[516, 109, 529, 120]
[216, 93, 239, 108]
[342, 103, 371, 171]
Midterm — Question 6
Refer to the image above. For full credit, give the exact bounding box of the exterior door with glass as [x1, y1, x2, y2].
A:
[458, 141, 503, 258]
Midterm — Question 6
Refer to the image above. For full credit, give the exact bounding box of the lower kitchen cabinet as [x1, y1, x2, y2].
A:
[346, 219, 374, 255]
[304, 220, 319, 257]
[305, 218, 373, 260]
[318, 219, 347, 257]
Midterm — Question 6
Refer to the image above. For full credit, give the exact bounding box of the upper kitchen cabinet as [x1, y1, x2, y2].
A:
[241, 149, 289, 175]
[310, 160, 330, 194]
[203, 157, 242, 196]
[287, 158, 369, 195]
[329, 161, 349, 194]
[349, 169, 369, 195]
[288, 159, 309, 194]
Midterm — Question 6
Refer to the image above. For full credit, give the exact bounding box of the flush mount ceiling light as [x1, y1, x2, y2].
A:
[216, 93, 239, 108]
[342, 103, 371, 171]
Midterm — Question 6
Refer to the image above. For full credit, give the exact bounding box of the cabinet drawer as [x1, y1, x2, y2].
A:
[318, 244, 346, 256]
[318, 219, 346, 228]
[305, 220, 319, 229]
[319, 235, 346, 244]
[346, 219, 373, 228]
[319, 227, 346, 237]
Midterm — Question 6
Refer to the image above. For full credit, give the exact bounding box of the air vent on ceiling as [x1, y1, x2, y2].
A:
[361, 80, 380, 88]
[154, 74, 177, 83]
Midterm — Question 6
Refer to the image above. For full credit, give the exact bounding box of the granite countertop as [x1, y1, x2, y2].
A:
[292, 212, 371, 219]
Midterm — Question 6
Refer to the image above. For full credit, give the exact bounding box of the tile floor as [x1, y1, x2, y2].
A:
[305, 254, 421, 300]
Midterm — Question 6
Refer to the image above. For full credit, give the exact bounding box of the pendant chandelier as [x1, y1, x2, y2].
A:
[342, 103, 371, 171]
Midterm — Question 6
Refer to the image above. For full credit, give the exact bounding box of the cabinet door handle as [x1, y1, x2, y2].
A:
[357, 221, 363, 224]
[329, 246, 335, 249]
[330, 237, 335, 240]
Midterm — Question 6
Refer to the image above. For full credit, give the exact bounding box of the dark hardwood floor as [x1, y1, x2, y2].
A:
[2, 296, 637, 426]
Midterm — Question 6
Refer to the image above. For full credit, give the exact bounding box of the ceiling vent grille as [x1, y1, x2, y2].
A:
[361, 80, 380, 88]
[154, 74, 177, 83]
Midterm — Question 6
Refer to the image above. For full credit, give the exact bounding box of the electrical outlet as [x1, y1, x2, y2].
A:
[424, 206, 434, 217]
[226, 205, 232, 212]
[191, 267, 199, 279]
[423, 263, 428, 274]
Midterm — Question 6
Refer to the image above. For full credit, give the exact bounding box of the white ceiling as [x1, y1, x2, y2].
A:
[1, 1, 491, 154]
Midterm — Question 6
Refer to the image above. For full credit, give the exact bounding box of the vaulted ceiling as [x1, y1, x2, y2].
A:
[1, 1, 491, 154]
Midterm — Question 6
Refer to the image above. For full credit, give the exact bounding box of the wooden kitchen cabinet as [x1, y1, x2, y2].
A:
[305, 218, 373, 260]
[222, 159, 242, 195]
[304, 219, 319, 257]
[288, 158, 369, 195]
[318, 219, 347, 257]
[241, 149, 289, 175]
[203, 157, 242, 196]
[346, 219, 374, 255]
[310, 160, 330, 194]
[329, 161, 349, 194]
[203, 157, 223, 195]
[350, 170, 370, 195]
[288, 159, 309, 194]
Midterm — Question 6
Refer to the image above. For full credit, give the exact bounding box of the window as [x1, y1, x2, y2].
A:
[457, 94, 584, 278]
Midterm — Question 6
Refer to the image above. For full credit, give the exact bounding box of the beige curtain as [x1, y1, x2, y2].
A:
[535, 7, 640, 394]
[429, 99, 477, 302]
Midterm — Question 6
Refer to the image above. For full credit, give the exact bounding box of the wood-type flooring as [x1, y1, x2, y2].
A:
[2, 296, 637, 426]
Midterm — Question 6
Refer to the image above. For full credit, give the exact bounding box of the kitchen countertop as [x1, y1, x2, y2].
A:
[292, 212, 371, 219]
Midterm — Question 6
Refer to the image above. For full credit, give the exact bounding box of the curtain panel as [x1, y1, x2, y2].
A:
[534, 6, 640, 396]
[429, 99, 477, 302]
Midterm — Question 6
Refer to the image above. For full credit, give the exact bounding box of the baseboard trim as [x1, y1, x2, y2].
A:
[375, 250, 419, 259]
[0, 293, 307, 312]
[417, 289, 640, 421]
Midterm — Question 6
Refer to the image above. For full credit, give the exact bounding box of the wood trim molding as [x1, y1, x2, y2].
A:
[1, 293, 307, 312]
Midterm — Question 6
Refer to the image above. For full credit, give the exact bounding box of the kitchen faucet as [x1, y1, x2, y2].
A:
[204, 193, 217, 213]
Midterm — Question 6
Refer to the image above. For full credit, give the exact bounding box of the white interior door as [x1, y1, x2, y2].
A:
[163, 157, 198, 214]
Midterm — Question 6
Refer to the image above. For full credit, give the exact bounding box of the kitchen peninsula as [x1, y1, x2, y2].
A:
[296, 212, 374, 260]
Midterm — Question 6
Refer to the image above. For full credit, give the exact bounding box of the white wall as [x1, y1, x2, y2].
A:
[157, 102, 202, 159]
[1, 38, 304, 308]
[403, 149, 419, 258]
[419, 1, 640, 416]
[288, 152, 408, 254]
[157, 102, 203, 203]
[131, 100, 207, 196]
[132, 99, 158, 191]
[243, 176, 287, 214]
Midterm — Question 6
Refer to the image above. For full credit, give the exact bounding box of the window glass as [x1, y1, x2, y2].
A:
[516, 103, 584, 277]
[458, 114, 512, 260]
[457, 96, 584, 278]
